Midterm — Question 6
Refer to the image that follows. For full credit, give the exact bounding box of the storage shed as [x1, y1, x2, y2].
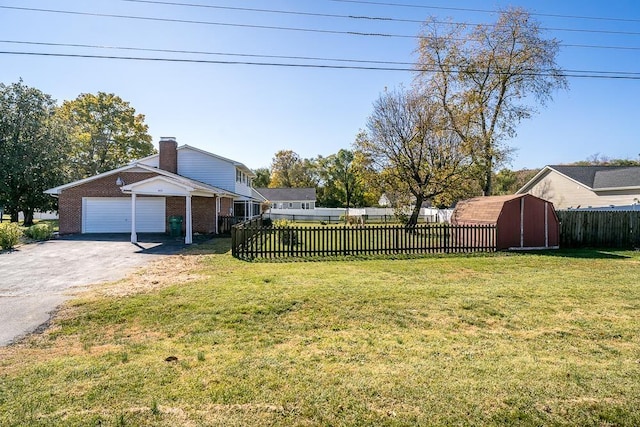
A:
[452, 194, 559, 250]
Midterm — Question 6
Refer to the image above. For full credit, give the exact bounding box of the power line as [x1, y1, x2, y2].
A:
[117, 0, 640, 37]
[328, 0, 640, 24]
[3, 39, 640, 75]
[0, 5, 413, 38]
[120, 0, 422, 23]
[2, 50, 639, 80]
[0, 40, 414, 66]
[3, 5, 640, 50]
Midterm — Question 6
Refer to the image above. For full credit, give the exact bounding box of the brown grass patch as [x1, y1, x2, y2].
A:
[93, 254, 208, 297]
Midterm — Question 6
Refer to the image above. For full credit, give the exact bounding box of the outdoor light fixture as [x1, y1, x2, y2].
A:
[116, 176, 124, 186]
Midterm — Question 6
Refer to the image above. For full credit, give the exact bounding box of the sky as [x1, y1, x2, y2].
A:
[1, 0, 639, 171]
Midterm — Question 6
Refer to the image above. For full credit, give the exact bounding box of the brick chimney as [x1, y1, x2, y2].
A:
[159, 137, 178, 174]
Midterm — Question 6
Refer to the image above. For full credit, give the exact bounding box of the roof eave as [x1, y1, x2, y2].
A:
[517, 165, 596, 193]
[593, 186, 640, 192]
[44, 163, 151, 195]
[516, 166, 552, 194]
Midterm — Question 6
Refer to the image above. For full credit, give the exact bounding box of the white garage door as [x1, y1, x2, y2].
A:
[82, 197, 166, 233]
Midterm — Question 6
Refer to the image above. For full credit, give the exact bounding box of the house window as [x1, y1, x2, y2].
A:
[302, 202, 310, 209]
[236, 169, 241, 182]
[288, 203, 293, 208]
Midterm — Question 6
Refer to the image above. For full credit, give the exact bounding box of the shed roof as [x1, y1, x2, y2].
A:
[452, 194, 525, 224]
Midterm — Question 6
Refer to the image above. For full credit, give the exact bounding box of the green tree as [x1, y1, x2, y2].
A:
[357, 88, 474, 226]
[0, 80, 68, 225]
[415, 7, 567, 195]
[269, 150, 318, 188]
[572, 154, 640, 166]
[352, 149, 382, 207]
[492, 168, 540, 195]
[318, 149, 363, 212]
[57, 92, 154, 179]
[252, 167, 271, 187]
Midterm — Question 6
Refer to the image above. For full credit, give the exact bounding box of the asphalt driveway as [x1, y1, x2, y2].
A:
[0, 234, 189, 346]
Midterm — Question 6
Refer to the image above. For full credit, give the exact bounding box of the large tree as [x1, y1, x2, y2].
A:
[415, 7, 567, 195]
[357, 88, 474, 226]
[318, 149, 362, 211]
[252, 167, 271, 188]
[492, 168, 539, 195]
[57, 92, 154, 180]
[269, 150, 318, 188]
[0, 80, 68, 225]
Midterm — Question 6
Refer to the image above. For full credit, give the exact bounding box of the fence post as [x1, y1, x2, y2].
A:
[231, 225, 236, 257]
[343, 226, 348, 256]
[444, 224, 450, 253]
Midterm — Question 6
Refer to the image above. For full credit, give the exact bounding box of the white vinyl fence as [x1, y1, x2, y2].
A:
[265, 207, 453, 223]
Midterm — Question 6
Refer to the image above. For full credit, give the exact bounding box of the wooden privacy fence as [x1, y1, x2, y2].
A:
[232, 223, 496, 260]
[557, 210, 640, 248]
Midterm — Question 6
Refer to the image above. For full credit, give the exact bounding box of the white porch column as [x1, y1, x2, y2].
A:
[130, 193, 137, 243]
[215, 196, 220, 234]
[185, 194, 193, 244]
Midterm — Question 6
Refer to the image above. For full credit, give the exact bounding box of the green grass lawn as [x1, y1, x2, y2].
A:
[1, 240, 639, 426]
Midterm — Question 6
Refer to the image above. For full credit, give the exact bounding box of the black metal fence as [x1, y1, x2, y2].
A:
[232, 222, 496, 260]
[218, 216, 243, 235]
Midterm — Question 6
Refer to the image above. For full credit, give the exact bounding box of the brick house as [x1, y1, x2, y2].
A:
[45, 137, 261, 243]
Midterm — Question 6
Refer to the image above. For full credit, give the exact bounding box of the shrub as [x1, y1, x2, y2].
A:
[262, 217, 273, 228]
[25, 223, 54, 241]
[394, 211, 409, 225]
[273, 219, 297, 246]
[0, 222, 22, 250]
[273, 219, 292, 229]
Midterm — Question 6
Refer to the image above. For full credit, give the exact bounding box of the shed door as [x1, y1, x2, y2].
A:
[82, 197, 166, 233]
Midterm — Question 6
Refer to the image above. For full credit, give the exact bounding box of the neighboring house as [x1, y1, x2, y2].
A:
[517, 165, 640, 210]
[255, 188, 317, 210]
[45, 137, 261, 243]
[378, 194, 390, 207]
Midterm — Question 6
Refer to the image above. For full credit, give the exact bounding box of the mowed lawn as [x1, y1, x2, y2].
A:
[1, 240, 639, 426]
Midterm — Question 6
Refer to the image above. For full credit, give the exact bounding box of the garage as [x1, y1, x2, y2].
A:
[82, 197, 166, 233]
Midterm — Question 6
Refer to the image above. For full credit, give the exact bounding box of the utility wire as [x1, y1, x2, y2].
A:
[120, 0, 423, 24]
[4, 39, 640, 76]
[0, 40, 414, 66]
[3, 6, 640, 50]
[0, 5, 413, 38]
[2, 50, 639, 80]
[118, 0, 640, 37]
[328, 0, 640, 24]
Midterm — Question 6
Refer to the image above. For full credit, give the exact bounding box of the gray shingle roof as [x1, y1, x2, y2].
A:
[550, 165, 640, 189]
[254, 188, 316, 202]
